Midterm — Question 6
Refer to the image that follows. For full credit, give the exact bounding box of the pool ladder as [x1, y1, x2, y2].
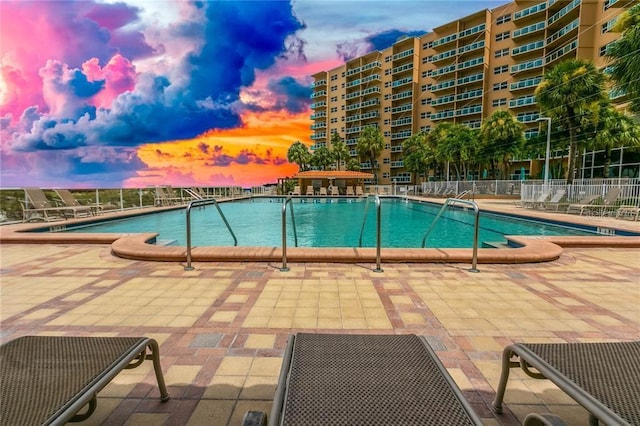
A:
[184, 199, 237, 270]
[422, 198, 480, 273]
[280, 195, 382, 273]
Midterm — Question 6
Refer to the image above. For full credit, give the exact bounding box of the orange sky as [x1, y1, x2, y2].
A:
[127, 110, 311, 188]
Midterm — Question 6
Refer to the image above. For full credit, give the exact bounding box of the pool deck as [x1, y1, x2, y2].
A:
[2, 197, 640, 265]
[1, 198, 639, 425]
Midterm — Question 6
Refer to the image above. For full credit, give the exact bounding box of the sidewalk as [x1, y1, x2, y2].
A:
[1, 240, 638, 425]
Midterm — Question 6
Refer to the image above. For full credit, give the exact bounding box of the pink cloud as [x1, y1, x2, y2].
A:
[83, 55, 137, 108]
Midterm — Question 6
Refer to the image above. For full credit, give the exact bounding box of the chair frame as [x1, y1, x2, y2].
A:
[493, 341, 640, 425]
[0, 335, 169, 425]
[255, 333, 483, 426]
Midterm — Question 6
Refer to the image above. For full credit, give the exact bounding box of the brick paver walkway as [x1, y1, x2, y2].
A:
[1, 239, 638, 425]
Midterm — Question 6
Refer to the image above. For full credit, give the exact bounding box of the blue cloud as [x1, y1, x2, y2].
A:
[267, 77, 312, 113]
[367, 30, 426, 51]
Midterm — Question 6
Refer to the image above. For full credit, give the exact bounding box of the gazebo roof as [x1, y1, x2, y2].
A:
[292, 170, 374, 179]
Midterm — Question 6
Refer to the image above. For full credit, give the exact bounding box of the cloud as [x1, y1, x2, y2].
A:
[337, 29, 426, 61]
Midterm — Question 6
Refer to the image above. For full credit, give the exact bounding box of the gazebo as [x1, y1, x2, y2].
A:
[292, 170, 374, 195]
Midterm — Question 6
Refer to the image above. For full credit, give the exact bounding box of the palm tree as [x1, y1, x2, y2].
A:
[311, 146, 334, 170]
[402, 132, 432, 184]
[287, 141, 311, 171]
[589, 102, 640, 177]
[606, 3, 640, 112]
[480, 110, 525, 179]
[430, 123, 480, 180]
[356, 126, 385, 183]
[346, 158, 361, 171]
[535, 59, 607, 184]
[330, 132, 349, 171]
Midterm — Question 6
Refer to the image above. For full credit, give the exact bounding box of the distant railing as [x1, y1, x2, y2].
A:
[521, 179, 640, 207]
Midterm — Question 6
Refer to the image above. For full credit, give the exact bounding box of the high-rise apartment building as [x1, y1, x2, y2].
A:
[310, 0, 636, 184]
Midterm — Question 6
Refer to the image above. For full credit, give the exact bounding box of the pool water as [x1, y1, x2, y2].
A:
[64, 198, 599, 248]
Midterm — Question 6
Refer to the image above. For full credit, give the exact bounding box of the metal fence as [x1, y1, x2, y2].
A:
[521, 178, 640, 207]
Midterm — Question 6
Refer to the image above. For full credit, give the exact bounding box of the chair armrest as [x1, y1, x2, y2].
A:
[524, 412, 567, 426]
[241, 411, 267, 426]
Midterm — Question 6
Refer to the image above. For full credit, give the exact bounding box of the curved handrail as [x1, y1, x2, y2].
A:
[184, 198, 237, 270]
[280, 197, 298, 271]
[358, 195, 372, 247]
[422, 198, 480, 272]
[358, 195, 383, 272]
[373, 195, 383, 273]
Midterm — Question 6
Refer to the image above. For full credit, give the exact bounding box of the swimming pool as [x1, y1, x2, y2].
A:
[62, 198, 602, 249]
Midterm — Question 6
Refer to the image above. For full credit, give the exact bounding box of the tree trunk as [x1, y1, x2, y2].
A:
[567, 125, 577, 184]
[603, 147, 611, 178]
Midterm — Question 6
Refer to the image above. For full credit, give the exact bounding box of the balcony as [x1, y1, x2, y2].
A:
[391, 103, 412, 114]
[346, 74, 381, 88]
[310, 111, 327, 119]
[431, 48, 457, 63]
[512, 21, 545, 39]
[456, 104, 482, 117]
[311, 121, 327, 129]
[509, 95, 537, 108]
[432, 33, 457, 49]
[346, 61, 382, 76]
[390, 145, 403, 153]
[310, 101, 326, 109]
[458, 23, 486, 40]
[548, 0, 580, 26]
[392, 90, 412, 101]
[456, 89, 483, 101]
[432, 79, 456, 92]
[392, 77, 413, 87]
[545, 39, 578, 65]
[458, 40, 485, 55]
[510, 76, 543, 92]
[434, 94, 455, 106]
[514, 2, 546, 22]
[546, 19, 579, 47]
[391, 173, 412, 182]
[516, 112, 540, 123]
[457, 56, 484, 71]
[512, 40, 545, 57]
[311, 79, 326, 88]
[311, 90, 327, 99]
[429, 64, 456, 78]
[456, 72, 484, 86]
[390, 160, 404, 168]
[347, 98, 380, 111]
[346, 86, 381, 100]
[391, 63, 413, 75]
[391, 117, 412, 127]
[511, 58, 543, 74]
[310, 132, 327, 140]
[391, 131, 412, 140]
[431, 110, 455, 121]
[392, 49, 414, 61]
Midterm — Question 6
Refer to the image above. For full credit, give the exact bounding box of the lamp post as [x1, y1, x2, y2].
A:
[537, 117, 552, 191]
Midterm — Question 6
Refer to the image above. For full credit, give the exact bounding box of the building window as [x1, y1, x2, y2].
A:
[421, 84, 428, 92]
[492, 98, 507, 107]
[385, 56, 392, 62]
[497, 14, 511, 25]
[331, 75, 338, 81]
[493, 81, 508, 90]
[330, 107, 338, 113]
[330, 117, 338, 123]
[422, 71, 429, 78]
[331, 85, 337, 91]
[494, 65, 509, 75]
[330, 96, 338, 102]
[495, 31, 510, 42]
[600, 43, 614, 57]
[421, 98, 432, 105]
[495, 48, 510, 58]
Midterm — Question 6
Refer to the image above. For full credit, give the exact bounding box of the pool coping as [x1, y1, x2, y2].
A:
[1, 198, 639, 264]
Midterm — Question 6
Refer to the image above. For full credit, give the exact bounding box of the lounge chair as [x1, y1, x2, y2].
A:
[21, 187, 79, 222]
[155, 186, 182, 206]
[330, 186, 340, 196]
[355, 186, 364, 196]
[521, 190, 550, 209]
[615, 205, 640, 221]
[243, 333, 483, 425]
[565, 194, 600, 216]
[0, 335, 169, 425]
[54, 189, 95, 217]
[291, 185, 301, 196]
[319, 187, 328, 196]
[346, 186, 355, 196]
[587, 187, 622, 216]
[306, 185, 315, 196]
[493, 340, 640, 425]
[542, 189, 567, 211]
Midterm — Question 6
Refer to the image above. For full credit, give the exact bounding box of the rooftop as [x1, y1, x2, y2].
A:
[1, 199, 638, 425]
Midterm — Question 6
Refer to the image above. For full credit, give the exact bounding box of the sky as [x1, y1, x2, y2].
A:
[0, 0, 507, 189]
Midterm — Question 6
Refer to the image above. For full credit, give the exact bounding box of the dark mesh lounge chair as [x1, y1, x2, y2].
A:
[0, 336, 169, 425]
[243, 333, 483, 426]
[493, 341, 640, 426]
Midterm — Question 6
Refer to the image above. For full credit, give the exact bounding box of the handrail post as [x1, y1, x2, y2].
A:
[422, 198, 480, 273]
[184, 198, 238, 271]
[373, 195, 383, 273]
[280, 197, 297, 272]
[185, 202, 195, 270]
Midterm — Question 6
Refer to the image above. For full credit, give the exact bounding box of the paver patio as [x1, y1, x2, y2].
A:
[1, 201, 638, 425]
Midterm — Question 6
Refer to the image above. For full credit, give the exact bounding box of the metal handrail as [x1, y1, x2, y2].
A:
[358, 195, 383, 272]
[421, 198, 480, 272]
[184, 198, 237, 270]
[358, 195, 372, 247]
[373, 195, 383, 272]
[280, 197, 298, 271]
